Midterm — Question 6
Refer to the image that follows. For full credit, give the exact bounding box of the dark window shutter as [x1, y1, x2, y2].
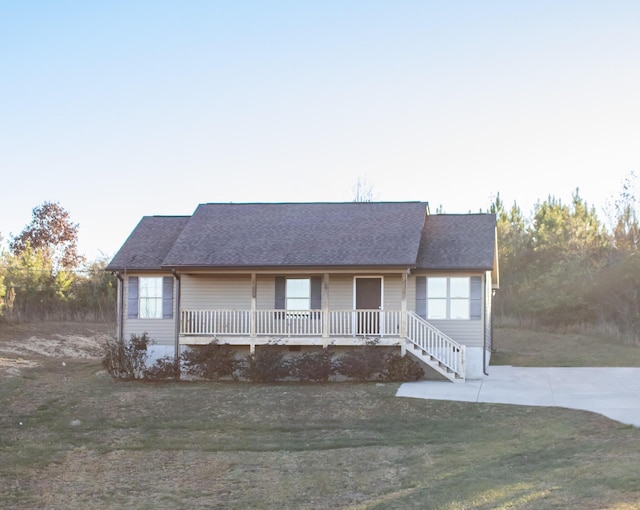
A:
[275, 276, 286, 309]
[127, 276, 139, 319]
[163, 276, 174, 319]
[310, 277, 322, 309]
[470, 276, 482, 320]
[415, 276, 426, 319]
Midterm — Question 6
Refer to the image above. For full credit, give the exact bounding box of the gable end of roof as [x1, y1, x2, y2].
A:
[106, 216, 190, 271]
[416, 214, 497, 270]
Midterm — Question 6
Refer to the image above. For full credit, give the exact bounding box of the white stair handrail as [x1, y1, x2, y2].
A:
[405, 311, 465, 379]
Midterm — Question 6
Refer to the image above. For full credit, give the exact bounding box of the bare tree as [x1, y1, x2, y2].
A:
[351, 175, 376, 202]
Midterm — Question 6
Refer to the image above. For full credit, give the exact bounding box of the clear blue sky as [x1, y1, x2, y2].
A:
[2, 1, 639, 260]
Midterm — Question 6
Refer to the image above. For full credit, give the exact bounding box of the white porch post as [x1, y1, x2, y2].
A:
[115, 273, 123, 342]
[250, 273, 257, 338]
[172, 271, 182, 379]
[401, 272, 408, 337]
[322, 273, 330, 347]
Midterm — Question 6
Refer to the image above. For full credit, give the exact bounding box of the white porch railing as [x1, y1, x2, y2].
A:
[328, 310, 401, 337]
[180, 309, 251, 336]
[255, 310, 324, 336]
[180, 309, 402, 337]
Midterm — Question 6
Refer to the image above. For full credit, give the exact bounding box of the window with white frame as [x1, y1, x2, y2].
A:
[426, 276, 481, 320]
[139, 277, 163, 319]
[286, 278, 311, 311]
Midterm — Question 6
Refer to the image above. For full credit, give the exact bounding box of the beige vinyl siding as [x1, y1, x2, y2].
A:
[328, 275, 354, 310]
[181, 274, 251, 309]
[425, 319, 485, 347]
[256, 275, 275, 309]
[179, 272, 408, 313]
[124, 318, 176, 346]
[123, 273, 176, 346]
[407, 275, 417, 311]
[383, 274, 402, 310]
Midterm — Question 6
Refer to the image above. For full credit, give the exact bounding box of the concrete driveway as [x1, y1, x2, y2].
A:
[397, 366, 640, 427]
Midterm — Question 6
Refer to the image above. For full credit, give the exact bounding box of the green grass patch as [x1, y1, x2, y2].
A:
[492, 326, 640, 367]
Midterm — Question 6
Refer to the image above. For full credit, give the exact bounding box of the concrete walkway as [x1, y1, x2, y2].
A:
[397, 366, 640, 427]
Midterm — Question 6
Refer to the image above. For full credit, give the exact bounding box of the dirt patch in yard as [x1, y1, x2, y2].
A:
[0, 356, 38, 376]
[0, 322, 113, 377]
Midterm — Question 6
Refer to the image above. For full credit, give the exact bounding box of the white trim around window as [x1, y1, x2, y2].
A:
[139, 276, 164, 319]
[425, 276, 482, 320]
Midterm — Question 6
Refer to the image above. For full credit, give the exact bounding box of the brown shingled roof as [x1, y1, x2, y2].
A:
[105, 216, 190, 271]
[105, 203, 498, 272]
[416, 214, 496, 270]
[162, 202, 428, 268]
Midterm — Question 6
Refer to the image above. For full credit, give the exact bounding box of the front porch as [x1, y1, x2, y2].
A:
[179, 308, 466, 381]
[180, 309, 403, 341]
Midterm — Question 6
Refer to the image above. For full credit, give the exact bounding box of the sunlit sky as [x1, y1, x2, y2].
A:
[2, 1, 639, 261]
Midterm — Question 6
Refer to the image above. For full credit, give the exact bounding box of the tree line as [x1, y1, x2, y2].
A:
[0, 202, 116, 322]
[3, 179, 640, 342]
[492, 173, 640, 342]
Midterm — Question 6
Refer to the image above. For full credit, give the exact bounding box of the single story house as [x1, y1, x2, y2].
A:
[106, 201, 499, 381]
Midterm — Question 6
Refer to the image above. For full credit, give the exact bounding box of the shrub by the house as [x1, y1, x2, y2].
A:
[240, 346, 291, 382]
[104, 335, 423, 383]
[144, 356, 180, 380]
[379, 353, 424, 382]
[336, 340, 389, 382]
[181, 342, 239, 380]
[291, 348, 337, 382]
[103, 332, 152, 380]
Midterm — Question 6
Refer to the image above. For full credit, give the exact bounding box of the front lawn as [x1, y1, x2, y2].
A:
[1, 350, 639, 509]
